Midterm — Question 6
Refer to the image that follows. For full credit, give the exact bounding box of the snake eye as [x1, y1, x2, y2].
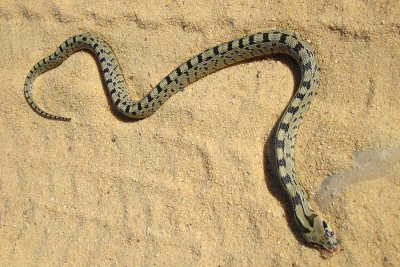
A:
[322, 221, 328, 229]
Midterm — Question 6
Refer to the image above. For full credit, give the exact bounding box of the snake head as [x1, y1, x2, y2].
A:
[303, 216, 338, 251]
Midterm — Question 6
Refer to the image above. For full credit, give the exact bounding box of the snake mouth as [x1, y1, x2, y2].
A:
[324, 240, 339, 252]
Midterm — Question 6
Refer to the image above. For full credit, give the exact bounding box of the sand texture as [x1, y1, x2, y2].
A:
[1, 0, 399, 266]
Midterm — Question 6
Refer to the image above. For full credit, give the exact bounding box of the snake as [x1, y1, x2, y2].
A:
[24, 30, 338, 250]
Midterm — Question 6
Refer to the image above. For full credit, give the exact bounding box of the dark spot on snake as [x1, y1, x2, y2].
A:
[305, 213, 318, 228]
[277, 159, 286, 167]
[176, 67, 182, 76]
[156, 85, 162, 93]
[292, 193, 302, 205]
[281, 174, 292, 185]
[137, 102, 142, 111]
[197, 54, 203, 63]
[248, 35, 255, 45]
[115, 99, 120, 106]
[103, 68, 110, 73]
[186, 59, 193, 69]
[279, 33, 289, 44]
[165, 76, 172, 84]
[262, 32, 270, 42]
[302, 81, 311, 89]
[125, 105, 130, 113]
[293, 42, 304, 53]
[296, 93, 305, 100]
[304, 61, 312, 70]
[227, 41, 233, 50]
[279, 123, 289, 132]
[213, 46, 219, 55]
[288, 106, 299, 114]
[93, 43, 99, 50]
[238, 38, 244, 49]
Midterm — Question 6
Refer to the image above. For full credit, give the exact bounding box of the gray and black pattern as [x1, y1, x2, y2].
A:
[24, 30, 337, 250]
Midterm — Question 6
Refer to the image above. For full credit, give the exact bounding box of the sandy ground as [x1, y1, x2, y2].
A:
[1, 0, 399, 266]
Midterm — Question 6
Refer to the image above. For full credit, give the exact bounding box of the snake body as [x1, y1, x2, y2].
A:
[24, 30, 337, 250]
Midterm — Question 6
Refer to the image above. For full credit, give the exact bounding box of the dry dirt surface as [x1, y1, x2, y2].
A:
[1, 0, 399, 266]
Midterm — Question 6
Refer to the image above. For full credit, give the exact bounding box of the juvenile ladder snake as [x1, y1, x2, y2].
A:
[24, 30, 338, 250]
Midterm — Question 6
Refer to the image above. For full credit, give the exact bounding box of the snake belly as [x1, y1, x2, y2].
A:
[24, 30, 338, 250]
